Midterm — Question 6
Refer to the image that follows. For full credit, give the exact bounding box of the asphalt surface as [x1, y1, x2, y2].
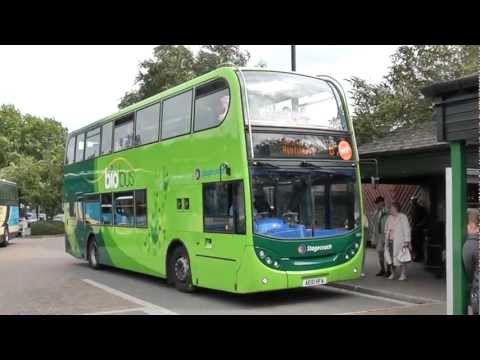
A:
[0, 235, 437, 315]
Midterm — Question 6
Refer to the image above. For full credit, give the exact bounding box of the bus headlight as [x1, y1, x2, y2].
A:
[258, 250, 265, 259]
[265, 257, 272, 265]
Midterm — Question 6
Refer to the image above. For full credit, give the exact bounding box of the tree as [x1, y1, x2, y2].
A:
[119, 45, 251, 108]
[348, 45, 478, 144]
[192, 45, 250, 75]
[0, 105, 67, 218]
[255, 60, 268, 68]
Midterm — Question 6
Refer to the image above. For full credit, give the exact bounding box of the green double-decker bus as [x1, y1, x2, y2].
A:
[64, 67, 364, 293]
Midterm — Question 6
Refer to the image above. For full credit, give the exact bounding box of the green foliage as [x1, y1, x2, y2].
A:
[349, 45, 479, 144]
[30, 220, 65, 236]
[119, 45, 251, 108]
[0, 105, 67, 218]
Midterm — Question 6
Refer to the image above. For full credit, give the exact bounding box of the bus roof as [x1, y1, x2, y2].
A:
[0, 179, 16, 186]
[67, 67, 346, 138]
[68, 66, 239, 137]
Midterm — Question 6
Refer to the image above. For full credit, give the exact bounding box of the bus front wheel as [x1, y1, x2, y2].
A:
[168, 246, 195, 293]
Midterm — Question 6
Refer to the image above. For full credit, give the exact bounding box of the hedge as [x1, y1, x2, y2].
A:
[30, 220, 65, 236]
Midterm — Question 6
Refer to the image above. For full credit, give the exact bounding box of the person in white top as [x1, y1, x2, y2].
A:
[384, 202, 411, 281]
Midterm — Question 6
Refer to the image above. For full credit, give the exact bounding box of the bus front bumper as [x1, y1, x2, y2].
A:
[235, 245, 363, 294]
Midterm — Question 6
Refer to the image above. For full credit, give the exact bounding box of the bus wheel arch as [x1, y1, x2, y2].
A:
[166, 239, 195, 292]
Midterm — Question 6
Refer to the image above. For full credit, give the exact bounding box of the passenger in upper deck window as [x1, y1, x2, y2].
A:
[216, 95, 230, 121]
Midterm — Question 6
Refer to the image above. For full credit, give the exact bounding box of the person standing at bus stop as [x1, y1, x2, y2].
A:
[463, 208, 479, 315]
[371, 196, 389, 277]
[410, 196, 429, 262]
[384, 202, 411, 281]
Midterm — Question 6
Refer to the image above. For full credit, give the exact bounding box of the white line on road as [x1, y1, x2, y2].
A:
[82, 278, 178, 315]
[83, 307, 146, 315]
[337, 302, 444, 315]
[320, 285, 417, 307]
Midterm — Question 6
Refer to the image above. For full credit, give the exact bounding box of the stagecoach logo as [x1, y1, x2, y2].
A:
[104, 168, 134, 190]
[298, 244, 306, 255]
[298, 244, 332, 255]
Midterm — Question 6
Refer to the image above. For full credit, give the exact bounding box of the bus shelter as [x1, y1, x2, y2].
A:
[422, 74, 479, 315]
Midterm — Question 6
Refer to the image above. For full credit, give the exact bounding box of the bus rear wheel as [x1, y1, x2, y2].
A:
[168, 246, 195, 293]
[87, 238, 102, 270]
[0, 227, 8, 248]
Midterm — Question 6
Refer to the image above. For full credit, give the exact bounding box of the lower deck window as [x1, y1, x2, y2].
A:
[114, 191, 134, 226]
[85, 195, 101, 225]
[135, 190, 147, 227]
[203, 181, 245, 234]
[101, 193, 113, 225]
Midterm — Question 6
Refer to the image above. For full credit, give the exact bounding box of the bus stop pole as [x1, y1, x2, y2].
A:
[291, 45, 296, 72]
[449, 141, 468, 314]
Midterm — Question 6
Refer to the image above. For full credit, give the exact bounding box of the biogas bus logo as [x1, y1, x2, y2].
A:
[298, 244, 333, 255]
[104, 168, 134, 190]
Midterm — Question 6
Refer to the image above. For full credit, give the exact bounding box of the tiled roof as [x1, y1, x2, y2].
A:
[358, 120, 448, 155]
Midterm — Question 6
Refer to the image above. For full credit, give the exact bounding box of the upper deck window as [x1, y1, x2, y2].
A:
[241, 71, 346, 131]
[85, 128, 101, 160]
[162, 90, 192, 139]
[66, 136, 76, 165]
[101, 122, 113, 155]
[114, 115, 134, 152]
[135, 103, 160, 145]
[75, 133, 85, 163]
[194, 79, 230, 132]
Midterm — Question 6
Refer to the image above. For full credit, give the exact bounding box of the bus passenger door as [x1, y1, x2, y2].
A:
[195, 180, 246, 292]
[74, 197, 88, 258]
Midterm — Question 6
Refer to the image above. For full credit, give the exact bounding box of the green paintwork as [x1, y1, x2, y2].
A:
[450, 141, 468, 314]
[64, 67, 363, 294]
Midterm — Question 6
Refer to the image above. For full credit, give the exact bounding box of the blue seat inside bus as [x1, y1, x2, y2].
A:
[102, 213, 112, 224]
[254, 217, 348, 239]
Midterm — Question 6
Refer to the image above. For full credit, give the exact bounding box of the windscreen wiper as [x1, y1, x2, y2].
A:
[299, 161, 321, 168]
[299, 161, 339, 174]
[251, 161, 279, 169]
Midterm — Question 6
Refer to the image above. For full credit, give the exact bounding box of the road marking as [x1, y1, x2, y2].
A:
[82, 278, 177, 315]
[320, 285, 417, 306]
[336, 305, 413, 315]
[83, 307, 146, 315]
[337, 302, 444, 315]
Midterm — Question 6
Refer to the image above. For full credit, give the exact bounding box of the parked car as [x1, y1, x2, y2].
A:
[25, 213, 47, 223]
[53, 214, 64, 222]
[25, 213, 38, 224]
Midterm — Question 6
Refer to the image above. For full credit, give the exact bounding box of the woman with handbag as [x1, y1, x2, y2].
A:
[384, 202, 412, 281]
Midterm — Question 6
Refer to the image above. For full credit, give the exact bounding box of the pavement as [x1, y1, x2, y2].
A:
[332, 247, 446, 311]
[0, 236, 446, 315]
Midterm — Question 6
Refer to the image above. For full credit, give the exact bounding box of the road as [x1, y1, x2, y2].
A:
[0, 235, 433, 315]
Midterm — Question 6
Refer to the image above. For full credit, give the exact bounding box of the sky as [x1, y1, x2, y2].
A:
[0, 45, 399, 132]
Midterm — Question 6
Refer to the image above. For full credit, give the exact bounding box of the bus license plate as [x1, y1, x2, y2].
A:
[302, 277, 327, 287]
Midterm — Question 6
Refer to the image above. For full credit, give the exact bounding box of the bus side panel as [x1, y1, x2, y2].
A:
[7, 205, 19, 235]
[64, 202, 83, 258]
[193, 255, 239, 292]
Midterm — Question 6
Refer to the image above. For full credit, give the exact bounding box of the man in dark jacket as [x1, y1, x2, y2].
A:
[410, 197, 429, 262]
[463, 208, 479, 315]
